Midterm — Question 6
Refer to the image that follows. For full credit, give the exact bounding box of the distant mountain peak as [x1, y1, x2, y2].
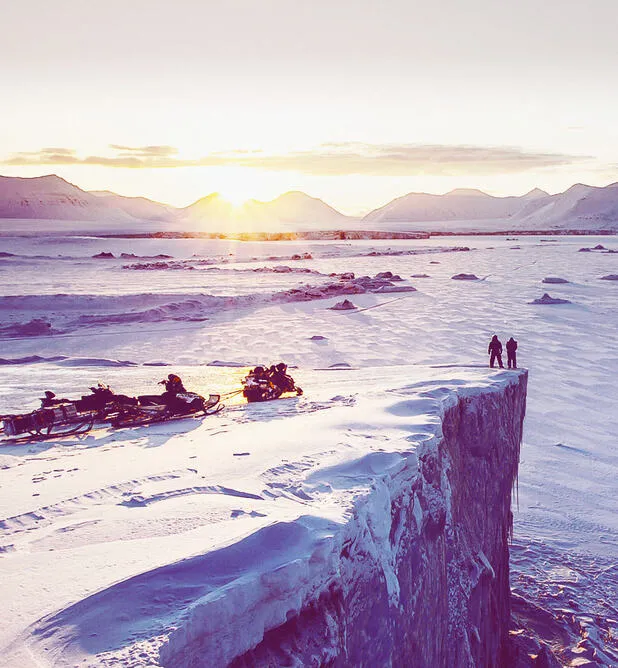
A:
[523, 188, 549, 199]
[445, 188, 488, 197]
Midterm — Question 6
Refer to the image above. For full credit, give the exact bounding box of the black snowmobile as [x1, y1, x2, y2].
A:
[74, 383, 138, 416]
[242, 364, 303, 403]
[112, 376, 223, 427]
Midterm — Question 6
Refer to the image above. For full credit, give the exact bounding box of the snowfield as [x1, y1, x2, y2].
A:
[0, 232, 616, 666]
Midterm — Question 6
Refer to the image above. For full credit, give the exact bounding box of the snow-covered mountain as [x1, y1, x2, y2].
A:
[0, 175, 134, 222]
[0, 176, 354, 232]
[513, 182, 618, 229]
[363, 184, 618, 230]
[2, 174, 618, 232]
[178, 190, 355, 231]
[90, 190, 175, 222]
[363, 188, 541, 224]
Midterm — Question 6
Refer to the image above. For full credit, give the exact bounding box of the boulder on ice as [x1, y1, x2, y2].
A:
[452, 273, 479, 280]
[530, 293, 572, 304]
[330, 299, 357, 310]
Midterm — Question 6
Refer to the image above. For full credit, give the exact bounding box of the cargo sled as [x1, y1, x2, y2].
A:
[1, 403, 94, 442]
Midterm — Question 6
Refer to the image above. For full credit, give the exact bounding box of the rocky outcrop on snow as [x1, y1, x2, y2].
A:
[452, 273, 480, 280]
[159, 371, 527, 667]
[542, 277, 569, 284]
[0, 274, 418, 334]
[530, 293, 572, 305]
[600, 274, 618, 281]
[330, 299, 357, 310]
[0, 319, 53, 337]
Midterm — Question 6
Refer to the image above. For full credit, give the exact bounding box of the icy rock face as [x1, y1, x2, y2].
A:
[160, 373, 527, 668]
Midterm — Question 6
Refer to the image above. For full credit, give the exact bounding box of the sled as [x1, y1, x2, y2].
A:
[243, 386, 303, 403]
[1, 404, 94, 443]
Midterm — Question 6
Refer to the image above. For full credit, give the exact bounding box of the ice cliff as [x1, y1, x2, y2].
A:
[160, 370, 527, 667]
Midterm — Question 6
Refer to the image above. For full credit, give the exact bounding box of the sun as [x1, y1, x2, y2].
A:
[218, 188, 251, 208]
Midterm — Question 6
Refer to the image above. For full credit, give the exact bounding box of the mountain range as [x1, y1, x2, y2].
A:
[1, 174, 617, 233]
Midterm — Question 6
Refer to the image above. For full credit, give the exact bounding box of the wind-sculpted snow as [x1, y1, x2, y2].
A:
[0, 275, 418, 334]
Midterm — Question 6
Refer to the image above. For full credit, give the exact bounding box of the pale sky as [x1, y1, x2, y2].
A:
[2, 0, 618, 213]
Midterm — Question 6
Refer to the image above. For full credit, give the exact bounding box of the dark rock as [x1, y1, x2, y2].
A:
[530, 293, 571, 304]
[309, 335, 328, 341]
[542, 277, 569, 284]
[92, 252, 115, 259]
[330, 299, 357, 311]
[452, 273, 479, 280]
[600, 274, 618, 281]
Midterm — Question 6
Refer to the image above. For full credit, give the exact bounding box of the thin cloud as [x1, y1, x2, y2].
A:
[108, 144, 179, 157]
[3, 142, 591, 175]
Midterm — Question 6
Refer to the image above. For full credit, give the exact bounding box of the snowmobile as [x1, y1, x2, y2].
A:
[242, 364, 303, 403]
[111, 391, 223, 428]
[73, 383, 138, 417]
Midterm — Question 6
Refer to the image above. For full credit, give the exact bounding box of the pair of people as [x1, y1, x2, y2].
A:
[488, 335, 518, 369]
[243, 363, 302, 402]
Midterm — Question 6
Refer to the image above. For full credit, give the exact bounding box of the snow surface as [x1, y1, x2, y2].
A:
[1, 232, 617, 665]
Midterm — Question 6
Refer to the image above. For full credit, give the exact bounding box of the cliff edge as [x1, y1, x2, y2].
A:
[162, 369, 527, 667]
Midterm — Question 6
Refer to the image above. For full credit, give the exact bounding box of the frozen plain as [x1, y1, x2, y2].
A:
[0, 232, 616, 665]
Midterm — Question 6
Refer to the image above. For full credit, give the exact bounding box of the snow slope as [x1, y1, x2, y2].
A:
[0, 366, 525, 667]
[0, 175, 134, 223]
[0, 233, 616, 665]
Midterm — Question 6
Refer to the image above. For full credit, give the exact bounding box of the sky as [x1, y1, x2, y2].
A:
[2, 0, 618, 214]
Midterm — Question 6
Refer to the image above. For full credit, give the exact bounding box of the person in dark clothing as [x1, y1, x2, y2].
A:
[269, 363, 292, 393]
[243, 366, 278, 402]
[488, 335, 504, 368]
[40, 391, 57, 407]
[157, 373, 187, 407]
[506, 337, 518, 369]
[40, 390, 70, 407]
[160, 373, 187, 395]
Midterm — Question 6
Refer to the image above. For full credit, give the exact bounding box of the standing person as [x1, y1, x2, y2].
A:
[506, 337, 518, 369]
[488, 335, 504, 368]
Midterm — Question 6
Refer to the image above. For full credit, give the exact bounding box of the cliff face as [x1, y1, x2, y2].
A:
[161, 371, 527, 668]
